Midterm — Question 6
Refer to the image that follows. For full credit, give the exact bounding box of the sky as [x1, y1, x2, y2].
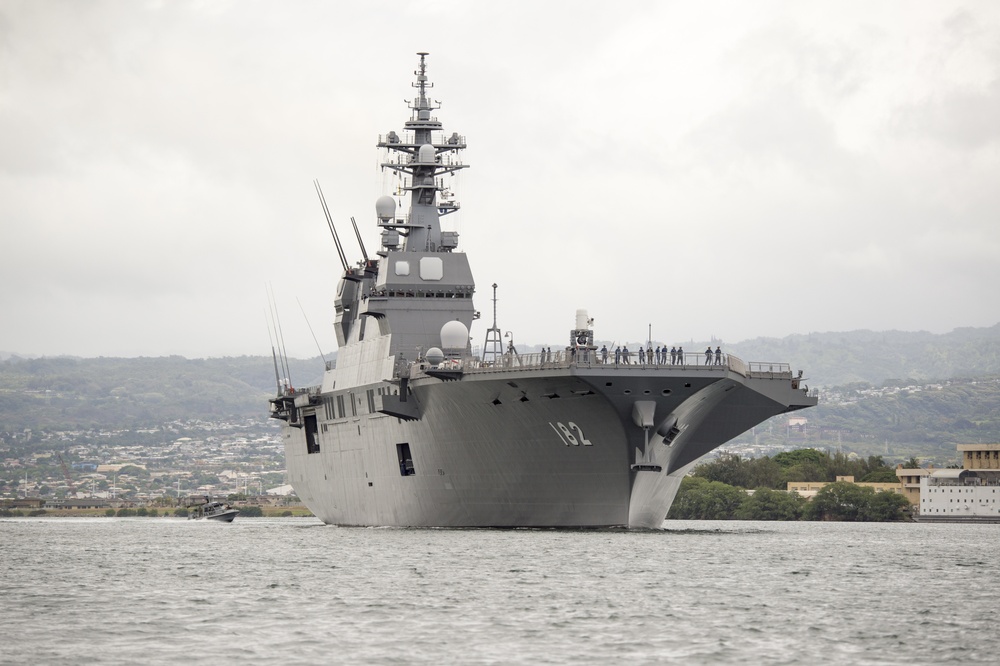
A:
[1, 0, 998, 359]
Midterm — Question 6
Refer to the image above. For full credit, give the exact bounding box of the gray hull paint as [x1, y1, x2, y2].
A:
[283, 365, 811, 528]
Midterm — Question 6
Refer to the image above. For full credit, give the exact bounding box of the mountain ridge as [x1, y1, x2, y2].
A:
[2, 324, 998, 435]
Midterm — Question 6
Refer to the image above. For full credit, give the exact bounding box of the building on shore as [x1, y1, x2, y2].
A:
[787, 475, 905, 499]
[45, 498, 111, 510]
[895, 467, 931, 505]
[1, 498, 45, 509]
[958, 443, 1000, 470]
[911, 444, 1000, 523]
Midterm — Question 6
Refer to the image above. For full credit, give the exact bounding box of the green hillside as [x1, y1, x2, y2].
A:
[726, 376, 1000, 464]
[0, 355, 325, 430]
[726, 324, 1000, 387]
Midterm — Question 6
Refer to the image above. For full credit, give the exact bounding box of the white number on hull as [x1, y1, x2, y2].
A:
[549, 421, 593, 446]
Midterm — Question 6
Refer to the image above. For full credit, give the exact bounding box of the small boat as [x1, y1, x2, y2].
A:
[188, 501, 239, 522]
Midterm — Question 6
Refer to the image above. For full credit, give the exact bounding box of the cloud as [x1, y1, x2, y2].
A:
[0, 1, 998, 358]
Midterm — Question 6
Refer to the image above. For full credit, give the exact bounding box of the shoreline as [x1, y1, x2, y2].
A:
[1, 506, 315, 518]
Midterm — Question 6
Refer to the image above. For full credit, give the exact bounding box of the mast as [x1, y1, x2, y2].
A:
[482, 283, 503, 363]
[377, 52, 468, 253]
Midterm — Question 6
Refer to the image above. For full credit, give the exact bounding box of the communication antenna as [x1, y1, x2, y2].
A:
[314, 180, 350, 273]
[264, 310, 282, 394]
[273, 299, 291, 389]
[297, 297, 327, 365]
[266, 283, 292, 391]
[350, 216, 369, 263]
[482, 283, 503, 364]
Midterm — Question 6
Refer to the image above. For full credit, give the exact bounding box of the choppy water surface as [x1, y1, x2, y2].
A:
[2, 518, 997, 664]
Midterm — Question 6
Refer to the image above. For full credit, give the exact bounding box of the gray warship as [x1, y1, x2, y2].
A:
[269, 53, 817, 528]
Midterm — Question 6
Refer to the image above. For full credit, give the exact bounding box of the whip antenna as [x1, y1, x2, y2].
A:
[266, 283, 292, 390]
[350, 216, 369, 263]
[265, 310, 282, 394]
[314, 179, 350, 272]
[297, 297, 327, 365]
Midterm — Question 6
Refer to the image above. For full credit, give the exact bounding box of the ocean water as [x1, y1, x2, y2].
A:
[2, 518, 997, 665]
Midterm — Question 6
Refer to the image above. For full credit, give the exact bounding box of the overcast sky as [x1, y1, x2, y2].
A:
[2, 1, 998, 359]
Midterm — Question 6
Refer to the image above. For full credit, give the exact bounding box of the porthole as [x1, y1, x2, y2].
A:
[661, 389, 672, 396]
[623, 390, 632, 395]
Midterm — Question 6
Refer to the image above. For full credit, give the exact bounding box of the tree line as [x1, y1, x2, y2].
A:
[665, 449, 912, 521]
[690, 448, 906, 489]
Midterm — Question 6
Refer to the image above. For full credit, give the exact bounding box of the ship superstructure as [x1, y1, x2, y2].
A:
[270, 54, 817, 528]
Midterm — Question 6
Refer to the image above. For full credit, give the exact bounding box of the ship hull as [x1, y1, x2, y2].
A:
[281, 364, 814, 528]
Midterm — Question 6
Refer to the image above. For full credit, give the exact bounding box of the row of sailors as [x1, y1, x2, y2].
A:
[516, 346, 725, 367]
[599, 345, 724, 366]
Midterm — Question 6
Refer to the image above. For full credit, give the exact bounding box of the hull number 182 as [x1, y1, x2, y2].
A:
[549, 421, 593, 446]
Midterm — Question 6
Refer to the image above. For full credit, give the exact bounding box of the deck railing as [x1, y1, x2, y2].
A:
[410, 351, 793, 379]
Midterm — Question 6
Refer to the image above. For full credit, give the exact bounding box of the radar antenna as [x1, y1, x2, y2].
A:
[413, 52, 433, 108]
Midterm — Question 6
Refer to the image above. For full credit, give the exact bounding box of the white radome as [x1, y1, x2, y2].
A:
[440, 320, 469, 350]
[375, 195, 396, 221]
